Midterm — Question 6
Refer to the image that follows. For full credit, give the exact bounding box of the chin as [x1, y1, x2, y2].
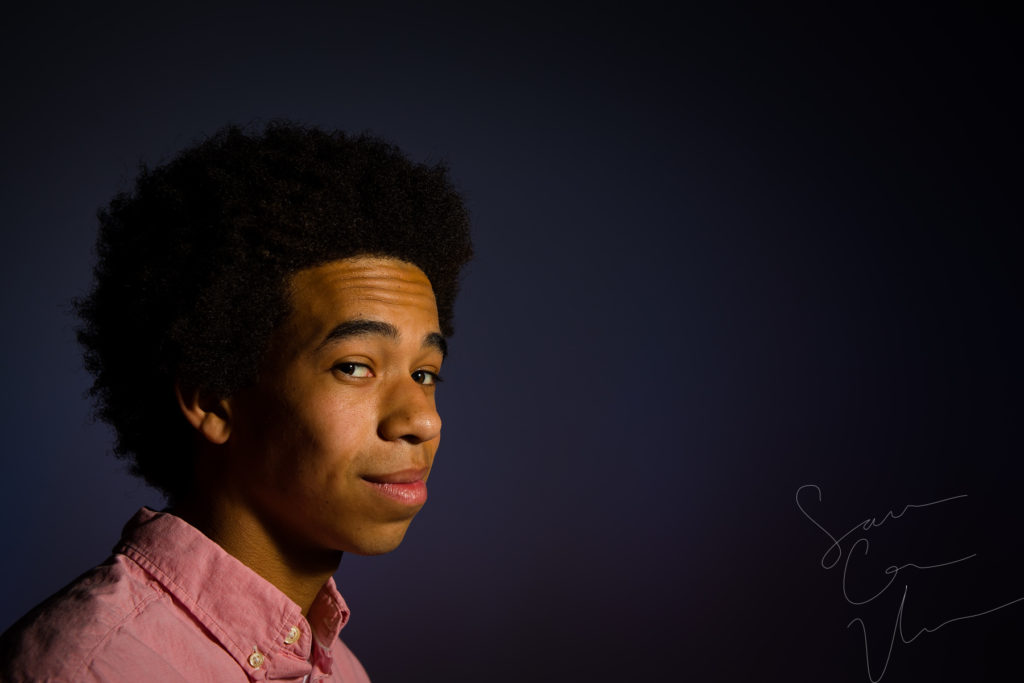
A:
[343, 523, 414, 556]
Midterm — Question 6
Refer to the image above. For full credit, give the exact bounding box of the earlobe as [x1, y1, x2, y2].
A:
[174, 381, 232, 445]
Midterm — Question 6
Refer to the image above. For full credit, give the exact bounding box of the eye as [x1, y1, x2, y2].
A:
[412, 369, 443, 386]
[334, 362, 373, 378]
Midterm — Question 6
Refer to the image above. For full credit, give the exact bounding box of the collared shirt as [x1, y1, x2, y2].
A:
[0, 508, 371, 682]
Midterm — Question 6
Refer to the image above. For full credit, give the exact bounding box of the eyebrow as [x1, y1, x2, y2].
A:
[317, 319, 448, 357]
[424, 332, 448, 357]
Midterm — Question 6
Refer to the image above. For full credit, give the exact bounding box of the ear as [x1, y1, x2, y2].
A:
[175, 381, 233, 445]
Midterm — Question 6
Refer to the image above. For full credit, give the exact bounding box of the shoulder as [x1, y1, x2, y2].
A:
[0, 555, 229, 682]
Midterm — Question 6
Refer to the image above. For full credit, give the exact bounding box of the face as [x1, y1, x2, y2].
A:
[221, 256, 444, 556]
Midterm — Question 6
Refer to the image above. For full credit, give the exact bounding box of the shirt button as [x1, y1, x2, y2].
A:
[249, 647, 265, 669]
[284, 626, 301, 644]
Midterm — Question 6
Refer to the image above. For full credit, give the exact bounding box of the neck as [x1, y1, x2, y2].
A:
[171, 497, 342, 616]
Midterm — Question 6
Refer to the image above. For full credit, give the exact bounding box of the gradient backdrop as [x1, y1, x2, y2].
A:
[1, 4, 1021, 682]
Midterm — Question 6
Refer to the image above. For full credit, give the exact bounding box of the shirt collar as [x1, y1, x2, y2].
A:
[116, 507, 351, 680]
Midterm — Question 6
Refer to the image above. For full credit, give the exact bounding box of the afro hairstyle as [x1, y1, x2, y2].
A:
[75, 121, 473, 503]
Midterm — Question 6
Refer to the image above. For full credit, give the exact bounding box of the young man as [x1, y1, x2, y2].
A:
[0, 122, 473, 681]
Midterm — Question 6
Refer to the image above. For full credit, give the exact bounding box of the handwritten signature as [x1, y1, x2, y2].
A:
[795, 484, 1023, 682]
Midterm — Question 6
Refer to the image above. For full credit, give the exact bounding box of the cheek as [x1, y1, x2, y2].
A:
[293, 393, 377, 469]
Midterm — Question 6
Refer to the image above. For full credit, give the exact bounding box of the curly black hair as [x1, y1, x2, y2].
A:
[75, 121, 473, 503]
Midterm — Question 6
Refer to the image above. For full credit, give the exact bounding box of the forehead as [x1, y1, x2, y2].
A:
[285, 256, 439, 330]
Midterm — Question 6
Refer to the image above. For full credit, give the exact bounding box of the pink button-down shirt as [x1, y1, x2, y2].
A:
[0, 508, 372, 682]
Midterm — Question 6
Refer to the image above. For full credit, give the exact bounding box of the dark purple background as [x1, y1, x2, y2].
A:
[1, 4, 1021, 681]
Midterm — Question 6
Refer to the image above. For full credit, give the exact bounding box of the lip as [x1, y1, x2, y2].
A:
[361, 468, 429, 506]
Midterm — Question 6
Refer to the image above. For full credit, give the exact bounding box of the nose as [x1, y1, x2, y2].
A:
[377, 376, 442, 444]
